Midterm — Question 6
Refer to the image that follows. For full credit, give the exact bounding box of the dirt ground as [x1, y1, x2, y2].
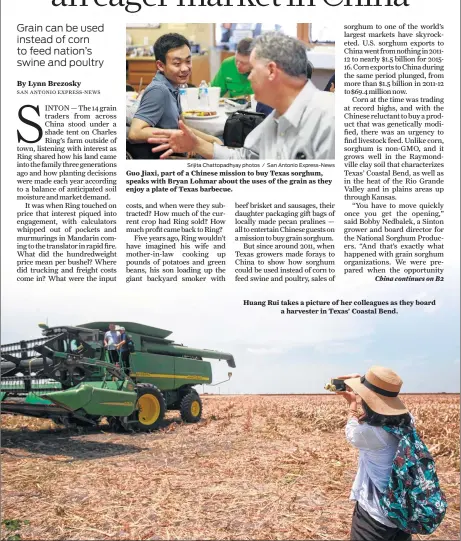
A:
[1, 394, 459, 540]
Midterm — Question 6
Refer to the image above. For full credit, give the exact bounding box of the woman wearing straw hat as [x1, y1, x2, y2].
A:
[337, 366, 412, 541]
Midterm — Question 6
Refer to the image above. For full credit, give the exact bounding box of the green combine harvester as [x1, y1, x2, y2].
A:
[0, 322, 235, 431]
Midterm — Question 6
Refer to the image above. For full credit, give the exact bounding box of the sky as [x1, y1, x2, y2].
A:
[2, 266, 459, 395]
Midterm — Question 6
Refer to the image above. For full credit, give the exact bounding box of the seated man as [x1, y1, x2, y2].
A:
[211, 38, 254, 98]
[148, 33, 335, 160]
[128, 33, 219, 158]
[254, 54, 313, 118]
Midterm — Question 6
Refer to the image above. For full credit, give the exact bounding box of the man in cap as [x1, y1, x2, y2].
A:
[118, 326, 131, 375]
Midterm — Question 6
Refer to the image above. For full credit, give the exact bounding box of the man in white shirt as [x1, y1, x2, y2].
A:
[103, 323, 121, 364]
[147, 32, 335, 160]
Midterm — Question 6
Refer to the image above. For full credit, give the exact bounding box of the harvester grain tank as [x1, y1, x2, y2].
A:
[1, 322, 235, 431]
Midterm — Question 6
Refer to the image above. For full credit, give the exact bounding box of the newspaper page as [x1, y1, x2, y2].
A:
[1, 0, 459, 539]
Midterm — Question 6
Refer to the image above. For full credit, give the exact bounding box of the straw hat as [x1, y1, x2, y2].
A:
[345, 366, 408, 415]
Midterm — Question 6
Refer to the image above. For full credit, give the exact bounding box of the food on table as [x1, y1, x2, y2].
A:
[183, 110, 217, 117]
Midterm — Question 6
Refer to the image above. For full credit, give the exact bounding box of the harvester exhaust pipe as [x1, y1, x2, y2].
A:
[209, 372, 232, 386]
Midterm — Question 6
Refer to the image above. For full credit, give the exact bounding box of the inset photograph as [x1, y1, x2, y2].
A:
[125, 23, 335, 160]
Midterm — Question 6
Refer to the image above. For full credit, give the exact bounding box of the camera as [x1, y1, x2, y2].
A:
[324, 379, 347, 392]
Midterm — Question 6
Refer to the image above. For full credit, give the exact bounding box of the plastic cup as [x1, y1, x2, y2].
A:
[207, 87, 221, 112]
[185, 87, 199, 110]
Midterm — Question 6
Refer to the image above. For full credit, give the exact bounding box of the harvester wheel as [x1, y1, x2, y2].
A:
[180, 391, 202, 423]
[125, 384, 166, 431]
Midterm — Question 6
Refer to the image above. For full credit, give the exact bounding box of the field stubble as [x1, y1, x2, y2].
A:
[1, 394, 459, 540]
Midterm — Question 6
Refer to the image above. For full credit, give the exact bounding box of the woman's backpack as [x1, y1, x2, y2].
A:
[379, 425, 448, 535]
[126, 336, 135, 353]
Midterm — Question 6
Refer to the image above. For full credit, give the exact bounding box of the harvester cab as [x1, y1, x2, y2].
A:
[1, 322, 235, 431]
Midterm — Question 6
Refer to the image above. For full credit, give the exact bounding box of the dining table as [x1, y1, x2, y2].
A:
[126, 91, 253, 139]
[181, 108, 229, 137]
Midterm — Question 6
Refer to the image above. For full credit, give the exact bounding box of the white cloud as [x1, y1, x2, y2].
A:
[247, 347, 284, 355]
[314, 340, 371, 355]
[423, 301, 441, 314]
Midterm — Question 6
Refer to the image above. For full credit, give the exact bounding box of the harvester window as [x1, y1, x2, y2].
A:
[78, 331, 98, 343]
[47, 337, 68, 353]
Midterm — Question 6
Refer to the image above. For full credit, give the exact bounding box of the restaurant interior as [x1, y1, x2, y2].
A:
[126, 23, 335, 92]
[126, 23, 335, 158]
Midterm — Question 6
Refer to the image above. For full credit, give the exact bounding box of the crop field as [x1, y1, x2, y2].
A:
[1, 394, 459, 540]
